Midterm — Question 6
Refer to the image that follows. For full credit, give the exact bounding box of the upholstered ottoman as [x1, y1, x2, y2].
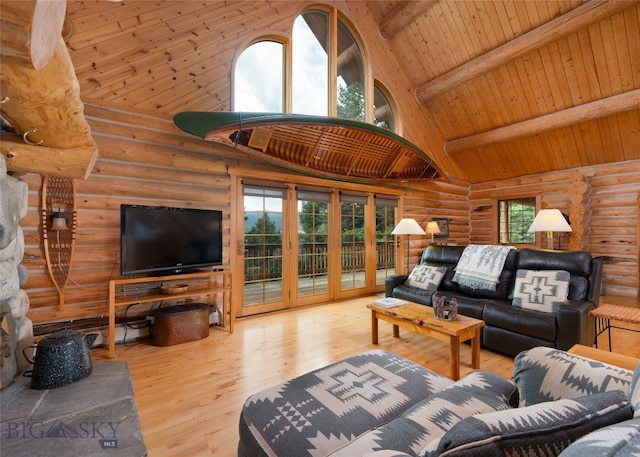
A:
[238, 350, 453, 457]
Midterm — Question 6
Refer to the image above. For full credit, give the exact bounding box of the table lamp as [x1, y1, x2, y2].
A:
[425, 220, 441, 243]
[527, 209, 572, 250]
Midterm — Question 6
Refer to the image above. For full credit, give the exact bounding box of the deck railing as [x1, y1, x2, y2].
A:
[244, 241, 395, 281]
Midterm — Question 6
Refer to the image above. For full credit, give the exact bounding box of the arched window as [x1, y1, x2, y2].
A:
[292, 8, 366, 121]
[234, 40, 284, 112]
[374, 81, 396, 131]
[292, 10, 329, 115]
[233, 6, 396, 133]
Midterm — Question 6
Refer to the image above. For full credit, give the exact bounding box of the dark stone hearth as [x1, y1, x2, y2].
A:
[1, 361, 147, 457]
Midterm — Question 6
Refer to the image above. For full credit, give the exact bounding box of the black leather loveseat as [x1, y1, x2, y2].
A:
[385, 245, 604, 357]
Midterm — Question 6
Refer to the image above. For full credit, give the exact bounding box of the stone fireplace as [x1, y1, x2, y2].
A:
[0, 154, 33, 388]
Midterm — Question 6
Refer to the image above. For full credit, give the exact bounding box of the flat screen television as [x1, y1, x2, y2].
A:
[120, 204, 223, 276]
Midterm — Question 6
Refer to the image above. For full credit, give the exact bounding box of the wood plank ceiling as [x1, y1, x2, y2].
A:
[4, 0, 640, 184]
[371, 0, 640, 183]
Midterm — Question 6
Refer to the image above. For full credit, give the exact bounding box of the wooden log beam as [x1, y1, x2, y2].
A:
[1, 134, 98, 179]
[445, 89, 640, 155]
[0, 0, 66, 70]
[378, 0, 438, 40]
[1, 36, 95, 150]
[415, 0, 632, 102]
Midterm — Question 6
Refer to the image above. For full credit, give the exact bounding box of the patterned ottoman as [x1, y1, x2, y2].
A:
[238, 350, 453, 457]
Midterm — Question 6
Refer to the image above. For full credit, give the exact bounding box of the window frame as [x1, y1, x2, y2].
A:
[232, 36, 290, 113]
[232, 6, 394, 130]
[495, 196, 539, 245]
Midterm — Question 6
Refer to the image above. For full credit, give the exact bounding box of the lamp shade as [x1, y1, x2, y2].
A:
[527, 209, 572, 233]
[425, 221, 441, 234]
[391, 218, 426, 235]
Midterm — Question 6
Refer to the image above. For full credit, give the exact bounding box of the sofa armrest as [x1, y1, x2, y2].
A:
[556, 300, 595, 351]
[385, 275, 409, 297]
[587, 257, 604, 305]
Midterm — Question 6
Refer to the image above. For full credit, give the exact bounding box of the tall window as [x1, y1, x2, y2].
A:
[235, 40, 284, 112]
[234, 6, 396, 132]
[336, 20, 365, 121]
[297, 188, 330, 297]
[374, 83, 396, 131]
[375, 196, 397, 285]
[498, 198, 536, 244]
[243, 184, 286, 305]
[340, 193, 367, 290]
[292, 11, 329, 115]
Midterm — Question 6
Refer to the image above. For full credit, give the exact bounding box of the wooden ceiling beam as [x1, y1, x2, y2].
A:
[444, 89, 640, 155]
[0, 0, 66, 70]
[415, 0, 633, 102]
[378, 1, 438, 40]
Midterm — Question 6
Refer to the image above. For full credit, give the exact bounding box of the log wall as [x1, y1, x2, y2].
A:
[21, 107, 236, 324]
[469, 159, 640, 297]
[20, 107, 471, 325]
[17, 108, 640, 326]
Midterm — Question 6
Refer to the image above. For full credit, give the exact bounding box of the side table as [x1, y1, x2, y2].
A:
[589, 303, 640, 351]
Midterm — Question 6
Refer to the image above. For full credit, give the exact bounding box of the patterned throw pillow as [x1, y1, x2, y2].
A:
[405, 265, 446, 291]
[421, 391, 633, 457]
[512, 269, 570, 312]
[514, 347, 633, 407]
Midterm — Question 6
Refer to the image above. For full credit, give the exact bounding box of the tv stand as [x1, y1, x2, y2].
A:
[108, 270, 232, 358]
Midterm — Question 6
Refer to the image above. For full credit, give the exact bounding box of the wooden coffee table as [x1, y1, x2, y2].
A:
[367, 301, 485, 380]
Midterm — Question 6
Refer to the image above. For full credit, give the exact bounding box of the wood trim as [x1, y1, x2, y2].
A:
[378, 1, 438, 40]
[568, 344, 639, 371]
[445, 90, 640, 155]
[415, 0, 633, 102]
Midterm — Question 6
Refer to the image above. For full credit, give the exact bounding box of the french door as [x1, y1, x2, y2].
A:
[242, 183, 288, 315]
[237, 179, 398, 316]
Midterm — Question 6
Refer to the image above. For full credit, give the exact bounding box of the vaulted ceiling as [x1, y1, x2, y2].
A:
[2, 0, 639, 184]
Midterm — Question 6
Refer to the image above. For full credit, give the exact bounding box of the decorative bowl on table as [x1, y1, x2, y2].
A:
[160, 284, 189, 295]
[433, 296, 458, 321]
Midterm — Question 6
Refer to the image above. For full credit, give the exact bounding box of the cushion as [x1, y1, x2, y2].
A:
[238, 350, 453, 457]
[513, 347, 633, 406]
[512, 269, 570, 312]
[405, 265, 446, 291]
[331, 371, 518, 457]
[630, 362, 640, 418]
[421, 390, 633, 457]
[559, 417, 640, 457]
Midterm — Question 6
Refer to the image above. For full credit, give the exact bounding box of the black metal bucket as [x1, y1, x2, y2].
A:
[24, 330, 98, 390]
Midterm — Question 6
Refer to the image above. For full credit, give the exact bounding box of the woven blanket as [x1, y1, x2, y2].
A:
[453, 245, 514, 291]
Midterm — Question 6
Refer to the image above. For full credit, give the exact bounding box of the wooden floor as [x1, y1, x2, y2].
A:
[94, 294, 640, 457]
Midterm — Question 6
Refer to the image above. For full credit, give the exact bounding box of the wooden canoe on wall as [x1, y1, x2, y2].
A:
[174, 112, 444, 183]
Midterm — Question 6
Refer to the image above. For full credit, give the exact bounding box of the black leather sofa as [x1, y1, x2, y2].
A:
[385, 245, 604, 357]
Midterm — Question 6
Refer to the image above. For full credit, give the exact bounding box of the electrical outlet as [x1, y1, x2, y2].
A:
[146, 315, 155, 326]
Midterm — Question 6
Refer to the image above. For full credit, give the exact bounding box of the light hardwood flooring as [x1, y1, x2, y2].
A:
[94, 294, 640, 457]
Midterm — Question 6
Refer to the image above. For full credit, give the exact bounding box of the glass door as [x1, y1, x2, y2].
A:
[295, 187, 331, 305]
[339, 192, 368, 295]
[242, 183, 288, 315]
[374, 196, 397, 289]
